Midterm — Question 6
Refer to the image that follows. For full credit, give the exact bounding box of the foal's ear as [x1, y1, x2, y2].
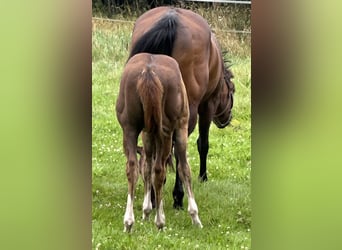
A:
[137, 146, 143, 155]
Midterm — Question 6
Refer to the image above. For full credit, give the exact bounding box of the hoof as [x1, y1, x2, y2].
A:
[123, 222, 134, 233]
[156, 223, 165, 230]
[172, 191, 184, 210]
[193, 220, 203, 228]
[155, 214, 165, 230]
[190, 213, 203, 228]
[173, 201, 184, 210]
[198, 174, 208, 182]
[143, 208, 152, 220]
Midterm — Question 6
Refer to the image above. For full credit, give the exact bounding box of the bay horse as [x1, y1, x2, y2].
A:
[128, 7, 235, 208]
[116, 53, 202, 232]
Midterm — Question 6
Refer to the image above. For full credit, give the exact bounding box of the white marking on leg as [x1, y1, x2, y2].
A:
[123, 194, 135, 232]
[142, 189, 152, 220]
[154, 200, 165, 229]
[188, 197, 203, 228]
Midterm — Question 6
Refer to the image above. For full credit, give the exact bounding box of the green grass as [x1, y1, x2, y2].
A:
[92, 15, 250, 249]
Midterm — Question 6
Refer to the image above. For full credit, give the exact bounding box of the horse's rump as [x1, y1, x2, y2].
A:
[129, 10, 178, 58]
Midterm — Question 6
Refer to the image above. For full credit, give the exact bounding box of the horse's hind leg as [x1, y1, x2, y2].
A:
[123, 128, 139, 232]
[173, 157, 184, 209]
[174, 127, 203, 228]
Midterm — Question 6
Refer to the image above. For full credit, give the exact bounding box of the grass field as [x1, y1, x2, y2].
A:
[92, 11, 251, 249]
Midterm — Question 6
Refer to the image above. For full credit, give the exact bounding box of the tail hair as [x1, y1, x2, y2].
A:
[129, 12, 178, 58]
[136, 66, 164, 134]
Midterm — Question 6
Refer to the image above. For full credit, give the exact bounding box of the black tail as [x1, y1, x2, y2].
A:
[129, 11, 178, 58]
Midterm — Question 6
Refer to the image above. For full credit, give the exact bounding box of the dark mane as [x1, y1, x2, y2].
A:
[129, 12, 179, 59]
[222, 50, 235, 92]
[222, 50, 233, 69]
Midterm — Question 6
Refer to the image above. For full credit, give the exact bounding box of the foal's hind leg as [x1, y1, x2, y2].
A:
[141, 133, 153, 220]
[174, 127, 203, 228]
[122, 129, 139, 232]
[152, 136, 172, 229]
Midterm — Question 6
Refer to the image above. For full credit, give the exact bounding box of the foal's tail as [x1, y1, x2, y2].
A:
[129, 10, 178, 59]
[137, 66, 164, 134]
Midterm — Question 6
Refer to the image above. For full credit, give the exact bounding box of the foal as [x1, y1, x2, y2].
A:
[116, 53, 202, 232]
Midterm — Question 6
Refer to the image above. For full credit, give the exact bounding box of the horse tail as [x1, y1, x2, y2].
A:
[129, 11, 178, 58]
[137, 66, 164, 134]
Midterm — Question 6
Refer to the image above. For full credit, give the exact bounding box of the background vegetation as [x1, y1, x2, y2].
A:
[92, 3, 250, 249]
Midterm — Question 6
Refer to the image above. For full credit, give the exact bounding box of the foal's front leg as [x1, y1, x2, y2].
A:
[141, 133, 153, 220]
[142, 164, 152, 220]
[153, 136, 171, 229]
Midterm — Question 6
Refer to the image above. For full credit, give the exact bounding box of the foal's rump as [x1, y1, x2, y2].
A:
[122, 53, 188, 134]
